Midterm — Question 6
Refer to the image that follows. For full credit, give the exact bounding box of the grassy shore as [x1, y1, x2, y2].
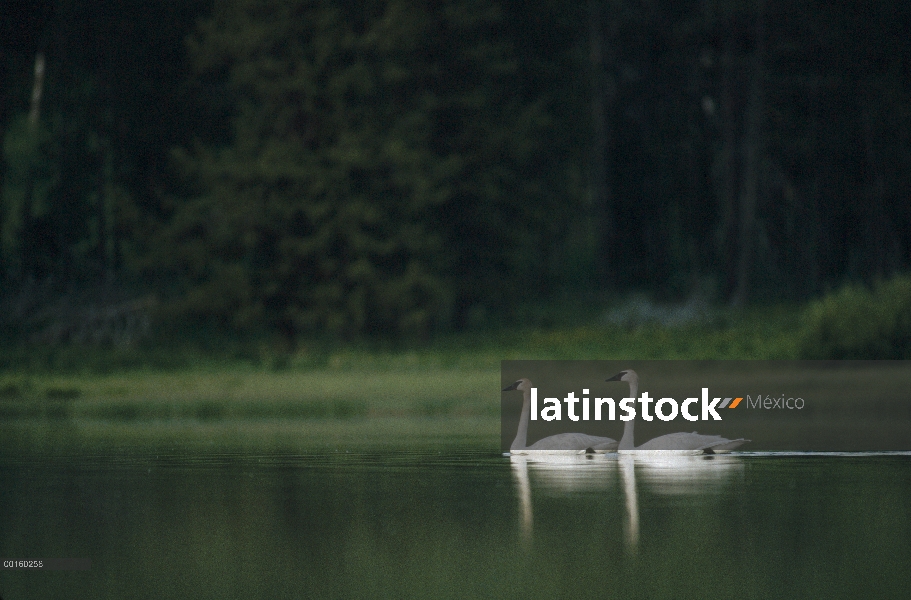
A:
[0, 303, 808, 452]
[1, 365, 504, 452]
[0, 305, 803, 422]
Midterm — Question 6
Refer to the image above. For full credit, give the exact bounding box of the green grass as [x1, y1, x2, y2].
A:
[0, 368, 500, 420]
[0, 304, 807, 454]
[0, 366, 505, 451]
[2, 274, 909, 455]
[2, 298, 909, 453]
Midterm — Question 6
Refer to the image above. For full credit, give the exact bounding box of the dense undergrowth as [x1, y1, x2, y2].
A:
[1, 302, 802, 375]
[799, 275, 911, 359]
[2, 274, 910, 375]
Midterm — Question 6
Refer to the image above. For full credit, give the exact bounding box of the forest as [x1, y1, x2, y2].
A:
[1, 0, 910, 350]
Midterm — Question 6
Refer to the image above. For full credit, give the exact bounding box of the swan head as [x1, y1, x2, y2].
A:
[502, 378, 532, 392]
[606, 369, 638, 385]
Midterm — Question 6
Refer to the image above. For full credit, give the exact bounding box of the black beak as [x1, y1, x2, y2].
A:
[502, 381, 519, 391]
[605, 371, 626, 382]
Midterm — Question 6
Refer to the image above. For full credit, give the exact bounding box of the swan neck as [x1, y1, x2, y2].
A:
[511, 386, 531, 450]
[618, 379, 637, 450]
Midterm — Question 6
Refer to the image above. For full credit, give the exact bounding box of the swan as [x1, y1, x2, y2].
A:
[605, 369, 749, 454]
[503, 378, 618, 454]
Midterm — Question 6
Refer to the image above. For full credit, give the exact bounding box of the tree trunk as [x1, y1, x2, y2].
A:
[28, 52, 45, 127]
[589, 0, 613, 288]
[731, 0, 765, 307]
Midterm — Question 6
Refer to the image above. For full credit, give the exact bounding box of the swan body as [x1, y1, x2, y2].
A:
[605, 369, 748, 454]
[503, 379, 618, 454]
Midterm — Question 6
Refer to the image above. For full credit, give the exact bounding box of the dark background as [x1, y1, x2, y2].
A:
[2, 0, 909, 344]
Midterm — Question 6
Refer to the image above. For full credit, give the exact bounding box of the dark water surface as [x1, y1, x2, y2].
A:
[2, 447, 910, 599]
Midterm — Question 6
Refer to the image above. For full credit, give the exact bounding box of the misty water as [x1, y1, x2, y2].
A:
[2, 443, 911, 599]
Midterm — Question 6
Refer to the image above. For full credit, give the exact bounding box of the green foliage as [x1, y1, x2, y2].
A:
[0, 299, 802, 374]
[1, 114, 58, 276]
[3, 1, 910, 343]
[155, 0, 572, 339]
[1, 109, 140, 283]
[799, 274, 911, 359]
[1, 1, 206, 289]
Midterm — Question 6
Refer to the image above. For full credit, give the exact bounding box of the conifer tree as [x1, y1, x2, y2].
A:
[161, 0, 567, 337]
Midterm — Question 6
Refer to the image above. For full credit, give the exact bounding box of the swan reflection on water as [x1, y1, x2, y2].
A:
[619, 456, 639, 549]
[510, 454, 616, 544]
[509, 453, 616, 494]
[511, 453, 744, 550]
[620, 454, 744, 550]
[630, 453, 744, 495]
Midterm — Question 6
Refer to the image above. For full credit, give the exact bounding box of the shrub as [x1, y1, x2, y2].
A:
[799, 275, 911, 359]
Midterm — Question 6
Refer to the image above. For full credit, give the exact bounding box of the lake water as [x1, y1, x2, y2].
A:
[2, 443, 910, 599]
